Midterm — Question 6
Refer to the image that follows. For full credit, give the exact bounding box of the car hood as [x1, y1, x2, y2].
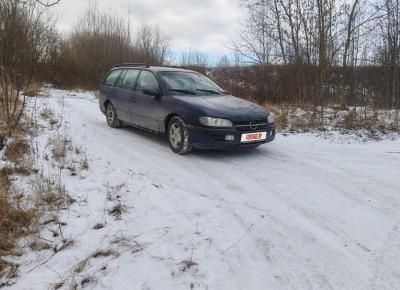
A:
[172, 95, 268, 121]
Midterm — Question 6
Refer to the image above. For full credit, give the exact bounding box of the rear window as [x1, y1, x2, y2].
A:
[104, 70, 122, 86]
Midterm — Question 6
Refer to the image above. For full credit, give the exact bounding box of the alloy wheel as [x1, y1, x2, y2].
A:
[169, 123, 182, 149]
[106, 104, 115, 125]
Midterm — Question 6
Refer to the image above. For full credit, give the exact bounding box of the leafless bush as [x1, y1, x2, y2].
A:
[48, 5, 170, 89]
[178, 50, 209, 74]
[135, 24, 171, 66]
[0, 1, 57, 136]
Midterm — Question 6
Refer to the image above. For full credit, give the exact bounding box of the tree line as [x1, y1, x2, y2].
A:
[225, 0, 400, 110]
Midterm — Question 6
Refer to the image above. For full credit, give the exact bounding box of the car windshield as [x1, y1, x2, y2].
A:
[158, 71, 227, 96]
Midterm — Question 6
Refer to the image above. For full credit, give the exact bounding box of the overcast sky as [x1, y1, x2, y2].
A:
[53, 0, 242, 60]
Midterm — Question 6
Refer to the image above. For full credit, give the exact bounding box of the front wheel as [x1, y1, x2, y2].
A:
[167, 116, 192, 155]
[106, 102, 122, 128]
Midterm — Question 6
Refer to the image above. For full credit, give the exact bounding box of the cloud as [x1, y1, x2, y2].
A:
[54, 0, 241, 54]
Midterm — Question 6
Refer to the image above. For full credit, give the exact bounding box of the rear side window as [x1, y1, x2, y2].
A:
[104, 70, 122, 86]
[120, 69, 140, 90]
[136, 71, 160, 91]
[115, 70, 127, 88]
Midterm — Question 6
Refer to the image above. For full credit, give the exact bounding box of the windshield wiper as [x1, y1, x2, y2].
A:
[195, 89, 227, 95]
[168, 89, 196, 95]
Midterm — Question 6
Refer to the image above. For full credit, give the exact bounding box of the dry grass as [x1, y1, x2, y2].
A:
[180, 258, 198, 272]
[51, 142, 67, 161]
[0, 165, 33, 179]
[0, 259, 17, 280]
[0, 115, 40, 258]
[0, 168, 12, 191]
[0, 192, 36, 256]
[265, 103, 400, 133]
[28, 239, 51, 251]
[290, 115, 320, 130]
[54, 238, 74, 253]
[108, 203, 125, 218]
[40, 107, 53, 120]
[0, 134, 4, 151]
[80, 157, 89, 171]
[50, 137, 72, 162]
[265, 103, 289, 129]
[23, 82, 41, 97]
[93, 223, 104, 230]
[66, 162, 77, 176]
[73, 249, 118, 275]
[74, 257, 90, 274]
[81, 277, 95, 288]
[34, 176, 75, 211]
[0, 165, 77, 263]
[91, 249, 119, 259]
[274, 110, 289, 129]
[4, 138, 30, 164]
[341, 111, 361, 129]
[53, 281, 64, 290]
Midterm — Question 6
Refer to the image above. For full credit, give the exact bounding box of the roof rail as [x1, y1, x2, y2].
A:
[116, 63, 149, 68]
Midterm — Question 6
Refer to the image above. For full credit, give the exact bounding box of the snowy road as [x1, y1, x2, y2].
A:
[12, 90, 400, 290]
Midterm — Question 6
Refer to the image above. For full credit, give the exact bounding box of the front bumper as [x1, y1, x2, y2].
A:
[188, 123, 276, 150]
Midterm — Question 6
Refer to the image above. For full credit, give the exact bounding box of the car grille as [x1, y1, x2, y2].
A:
[234, 119, 269, 131]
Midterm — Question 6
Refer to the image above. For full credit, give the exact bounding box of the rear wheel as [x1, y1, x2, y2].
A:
[168, 116, 192, 155]
[106, 102, 122, 128]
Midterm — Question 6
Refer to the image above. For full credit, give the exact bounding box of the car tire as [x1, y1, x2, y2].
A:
[167, 116, 192, 155]
[106, 102, 122, 128]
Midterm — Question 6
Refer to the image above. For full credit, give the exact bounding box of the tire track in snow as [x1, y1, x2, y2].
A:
[193, 163, 312, 290]
[193, 156, 369, 290]
[372, 222, 400, 289]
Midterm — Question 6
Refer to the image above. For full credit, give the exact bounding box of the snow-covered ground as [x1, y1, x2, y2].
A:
[8, 89, 400, 290]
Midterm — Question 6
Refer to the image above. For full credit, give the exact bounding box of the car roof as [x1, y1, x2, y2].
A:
[111, 65, 197, 74]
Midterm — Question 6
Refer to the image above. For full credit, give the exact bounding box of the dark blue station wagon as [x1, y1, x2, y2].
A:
[99, 64, 275, 154]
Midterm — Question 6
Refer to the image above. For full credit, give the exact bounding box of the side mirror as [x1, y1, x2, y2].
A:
[143, 88, 161, 97]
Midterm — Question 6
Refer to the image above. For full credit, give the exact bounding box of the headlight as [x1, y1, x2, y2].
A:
[267, 114, 274, 124]
[199, 117, 233, 128]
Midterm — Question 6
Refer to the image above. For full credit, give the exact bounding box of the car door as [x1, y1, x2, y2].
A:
[113, 69, 140, 122]
[130, 70, 161, 131]
[100, 69, 123, 112]
[109, 69, 126, 120]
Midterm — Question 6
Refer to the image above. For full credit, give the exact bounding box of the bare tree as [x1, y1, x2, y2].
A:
[135, 24, 171, 66]
[378, 0, 400, 108]
[179, 50, 209, 74]
[230, 0, 399, 111]
[48, 5, 171, 88]
[0, 0, 57, 136]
